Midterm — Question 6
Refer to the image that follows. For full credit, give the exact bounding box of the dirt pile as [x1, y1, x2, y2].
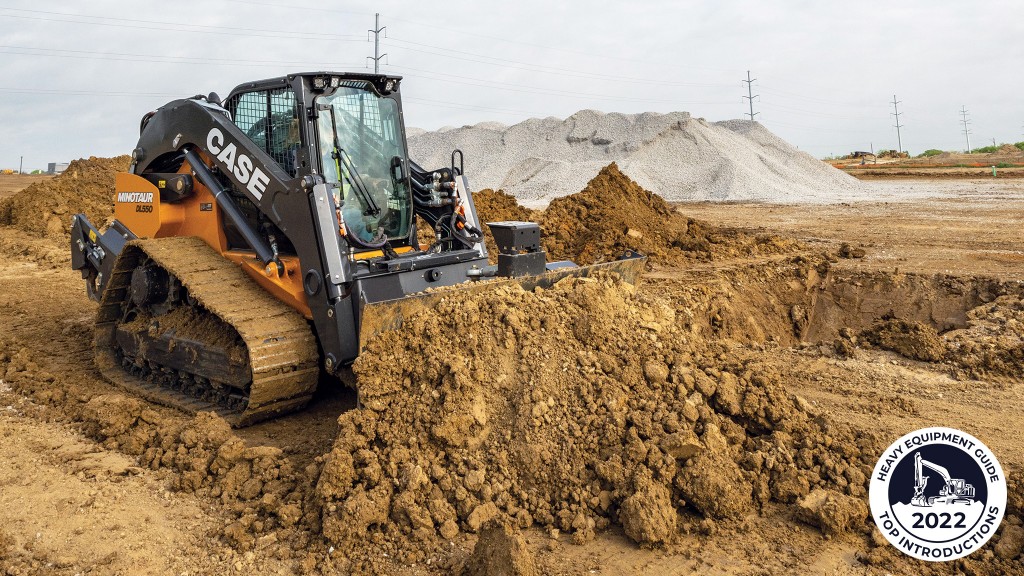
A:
[0, 156, 129, 244]
[859, 316, 946, 362]
[539, 163, 800, 266]
[540, 163, 700, 264]
[946, 295, 1024, 381]
[315, 272, 879, 562]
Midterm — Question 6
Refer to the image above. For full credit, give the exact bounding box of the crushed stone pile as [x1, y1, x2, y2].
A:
[409, 110, 864, 204]
[314, 272, 880, 563]
[0, 156, 129, 243]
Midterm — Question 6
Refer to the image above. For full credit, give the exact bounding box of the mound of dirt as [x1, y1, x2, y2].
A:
[539, 164, 800, 266]
[315, 271, 879, 561]
[0, 156, 129, 243]
[859, 316, 946, 362]
[946, 295, 1024, 381]
[540, 163, 700, 264]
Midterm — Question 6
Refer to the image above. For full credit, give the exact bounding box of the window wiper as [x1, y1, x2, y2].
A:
[318, 103, 381, 217]
[336, 147, 381, 217]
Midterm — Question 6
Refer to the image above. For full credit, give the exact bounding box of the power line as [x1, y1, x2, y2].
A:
[222, 1, 734, 73]
[367, 13, 387, 73]
[0, 87, 180, 97]
[742, 70, 758, 121]
[891, 95, 904, 153]
[0, 42, 725, 108]
[402, 96, 542, 117]
[960, 105, 972, 153]
[393, 65, 727, 106]
[0, 44, 363, 68]
[0, 7, 363, 41]
[758, 102, 878, 121]
[383, 36, 732, 89]
[758, 86, 889, 109]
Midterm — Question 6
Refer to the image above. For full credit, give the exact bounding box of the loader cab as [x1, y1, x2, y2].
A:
[312, 79, 412, 246]
[222, 72, 414, 255]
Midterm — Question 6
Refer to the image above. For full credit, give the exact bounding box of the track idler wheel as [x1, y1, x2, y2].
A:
[130, 264, 169, 307]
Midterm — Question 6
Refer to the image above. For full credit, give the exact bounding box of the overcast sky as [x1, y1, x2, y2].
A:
[1, 0, 1021, 170]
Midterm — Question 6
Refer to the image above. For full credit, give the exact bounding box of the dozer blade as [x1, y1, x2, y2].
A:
[358, 254, 646, 349]
[94, 237, 320, 427]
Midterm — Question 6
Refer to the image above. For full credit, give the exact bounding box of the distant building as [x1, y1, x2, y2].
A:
[47, 162, 69, 175]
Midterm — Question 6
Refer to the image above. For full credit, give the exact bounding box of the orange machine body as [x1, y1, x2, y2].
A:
[113, 161, 312, 319]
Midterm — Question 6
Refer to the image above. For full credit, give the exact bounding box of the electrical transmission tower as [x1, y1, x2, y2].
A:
[367, 13, 387, 73]
[960, 106, 972, 153]
[890, 95, 904, 153]
[742, 70, 759, 122]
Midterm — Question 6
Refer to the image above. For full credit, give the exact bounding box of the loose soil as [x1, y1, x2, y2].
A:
[0, 156, 130, 244]
[0, 159, 1022, 575]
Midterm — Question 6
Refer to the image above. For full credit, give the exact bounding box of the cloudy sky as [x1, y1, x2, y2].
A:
[1, 0, 1021, 170]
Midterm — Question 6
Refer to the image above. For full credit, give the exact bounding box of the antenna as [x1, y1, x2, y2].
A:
[742, 70, 759, 122]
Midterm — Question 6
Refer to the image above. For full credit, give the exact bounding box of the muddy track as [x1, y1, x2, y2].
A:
[96, 237, 320, 426]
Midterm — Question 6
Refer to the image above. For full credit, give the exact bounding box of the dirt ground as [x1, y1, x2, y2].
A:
[0, 175, 51, 199]
[1, 170, 1023, 575]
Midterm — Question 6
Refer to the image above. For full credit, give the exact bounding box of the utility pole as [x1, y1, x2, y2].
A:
[890, 95, 904, 154]
[19, 156, 23, 175]
[367, 13, 387, 73]
[742, 70, 759, 122]
[960, 106, 972, 153]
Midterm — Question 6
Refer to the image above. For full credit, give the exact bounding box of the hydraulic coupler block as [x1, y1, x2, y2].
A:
[487, 221, 547, 278]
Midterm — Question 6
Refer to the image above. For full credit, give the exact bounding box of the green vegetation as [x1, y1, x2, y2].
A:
[1016, 142, 1024, 152]
[995, 162, 1015, 168]
[918, 149, 943, 157]
[971, 144, 1000, 154]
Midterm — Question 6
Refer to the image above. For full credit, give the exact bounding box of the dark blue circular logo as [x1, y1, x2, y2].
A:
[870, 427, 1005, 561]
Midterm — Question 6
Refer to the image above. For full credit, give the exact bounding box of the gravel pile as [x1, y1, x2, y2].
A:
[408, 110, 865, 204]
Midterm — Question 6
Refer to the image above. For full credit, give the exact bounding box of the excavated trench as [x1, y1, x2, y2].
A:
[803, 269, 1020, 344]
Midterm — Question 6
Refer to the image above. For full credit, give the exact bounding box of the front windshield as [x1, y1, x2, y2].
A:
[317, 84, 411, 242]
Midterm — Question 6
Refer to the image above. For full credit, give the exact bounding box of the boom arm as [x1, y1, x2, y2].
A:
[919, 455, 953, 484]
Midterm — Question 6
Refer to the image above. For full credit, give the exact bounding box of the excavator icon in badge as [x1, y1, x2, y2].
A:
[910, 452, 976, 507]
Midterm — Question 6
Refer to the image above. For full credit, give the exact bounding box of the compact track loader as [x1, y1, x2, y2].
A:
[71, 72, 644, 425]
